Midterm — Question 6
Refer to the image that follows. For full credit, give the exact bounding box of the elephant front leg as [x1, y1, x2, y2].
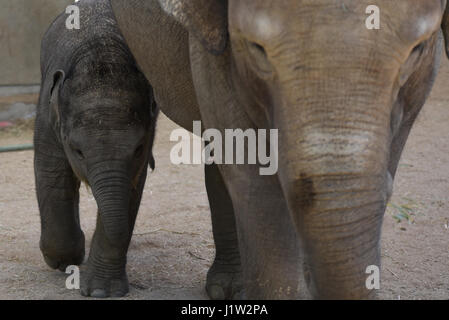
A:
[205, 163, 243, 300]
[220, 165, 304, 300]
[81, 212, 129, 298]
[35, 149, 85, 272]
[81, 167, 148, 298]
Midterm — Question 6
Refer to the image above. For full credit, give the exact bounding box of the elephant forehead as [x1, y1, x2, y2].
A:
[229, 3, 284, 40]
[228, 0, 444, 66]
[229, 0, 443, 37]
[66, 89, 149, 116]
[66, 104, 147, 131]
[397, 0, 444, 41]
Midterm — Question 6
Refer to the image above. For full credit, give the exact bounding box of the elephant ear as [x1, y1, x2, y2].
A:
[48, 70, 65, 131]
[157, 0, 228, 55]
[442, 0, 449, 58]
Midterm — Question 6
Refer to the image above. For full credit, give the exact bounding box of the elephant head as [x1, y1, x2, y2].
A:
[48, 59, 157, 249]
[155, 0, 449, 299]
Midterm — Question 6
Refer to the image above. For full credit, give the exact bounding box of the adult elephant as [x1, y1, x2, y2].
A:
[111, 0, 449, 299]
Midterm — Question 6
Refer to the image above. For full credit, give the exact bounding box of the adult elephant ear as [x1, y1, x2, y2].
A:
[442, 0, 449, 58]
[157, 0, 228, 55]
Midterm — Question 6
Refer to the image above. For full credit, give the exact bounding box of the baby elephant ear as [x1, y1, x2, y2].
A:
[48, 70, 65, 130]
[157, 0, 228, 55]
[442, 0, 449, 58]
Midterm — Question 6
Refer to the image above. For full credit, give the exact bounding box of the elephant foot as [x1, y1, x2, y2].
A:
[80, 257, 129, 298]
[206, 261, 244, 300]
[40, 232, 85, 272]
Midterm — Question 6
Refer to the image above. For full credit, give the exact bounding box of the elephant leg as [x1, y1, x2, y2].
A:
[220, 165, 304, 300]
[34, 146, 85, 272]
[81, 166, 148, 298]
[205, 163, 243, 300]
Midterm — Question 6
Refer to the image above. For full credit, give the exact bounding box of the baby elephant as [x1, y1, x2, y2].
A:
[34, 0, 158, 298]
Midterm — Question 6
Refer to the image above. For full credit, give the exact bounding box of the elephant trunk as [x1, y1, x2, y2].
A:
[89, 167, 131, 249]
[275, 88, 392, 299]
[286, 174, 387, 299]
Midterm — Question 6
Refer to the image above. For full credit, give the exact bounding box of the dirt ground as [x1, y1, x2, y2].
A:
[0, 61, 448, 300]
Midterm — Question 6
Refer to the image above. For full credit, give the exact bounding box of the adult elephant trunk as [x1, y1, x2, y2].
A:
[275, 72, 393, 299]
[88, 164, 131, 249]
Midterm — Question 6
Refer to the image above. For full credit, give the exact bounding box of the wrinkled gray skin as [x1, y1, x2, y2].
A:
[111, 0, 449, 299]
[34, 0, 158, 298]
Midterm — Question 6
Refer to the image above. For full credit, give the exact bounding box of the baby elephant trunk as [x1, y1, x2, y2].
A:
[90, 169, 131, 249]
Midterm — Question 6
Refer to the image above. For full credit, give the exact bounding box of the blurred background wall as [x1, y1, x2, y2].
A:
[0, 0, 72, 85]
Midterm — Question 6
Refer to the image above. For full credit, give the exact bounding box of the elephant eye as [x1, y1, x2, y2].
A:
[411, 42, 425, 56]
[134, 144, 144, 159]
[70, 144, 84, 160]
[245, 40, 274, 79]
[248, 42, 267, 59]
[74, 148, 84, 160]
[398, 40, 428, 86]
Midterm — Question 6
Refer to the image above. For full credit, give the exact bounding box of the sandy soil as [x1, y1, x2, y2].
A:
[0, 60, 448, 300]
